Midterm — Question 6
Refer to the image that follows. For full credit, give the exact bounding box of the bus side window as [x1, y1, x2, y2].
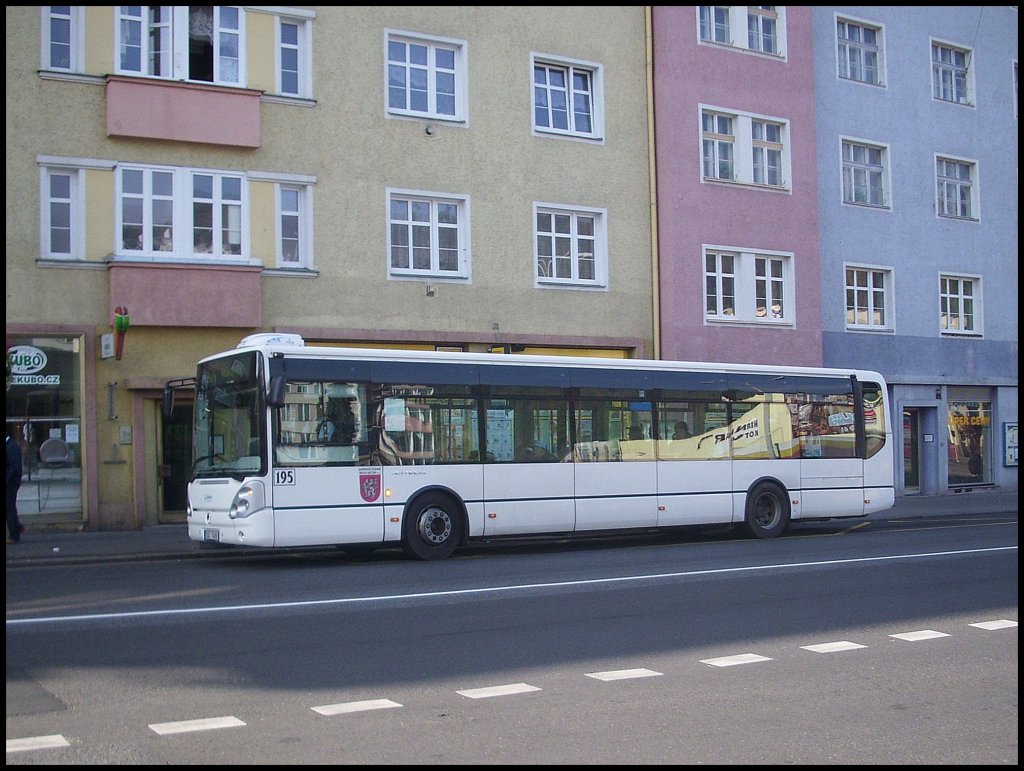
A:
[862, 382, 887, 458]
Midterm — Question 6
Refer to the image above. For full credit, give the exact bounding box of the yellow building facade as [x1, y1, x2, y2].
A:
[5, 6, 655, 529]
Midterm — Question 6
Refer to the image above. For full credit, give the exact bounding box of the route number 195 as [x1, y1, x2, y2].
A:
[274, 469, 295, 485]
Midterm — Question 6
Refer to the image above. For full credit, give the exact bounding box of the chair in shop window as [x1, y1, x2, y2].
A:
[36, 437, 72, 514]
[39, 437, 71, 467]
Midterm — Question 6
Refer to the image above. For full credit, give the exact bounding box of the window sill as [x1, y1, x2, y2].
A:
[933, 97, 975, 108]
[388, 272, 469, 283]
[705, 317, 792, 327]
[838, 75, 886, 89]
[37, 257, 106, 270]
[844, 325, 894, 334]
[260, 93, 317, 108]
[533, 127, 604, 143]
[697, 40, 786, 61]
[263, 266, 318, 278]
[535, 280, 607, 291]
[701, 177, 790, 194]
[386, 110, 466, 125]
[108, 253, 260, 268]
[842, 201, 890, 211]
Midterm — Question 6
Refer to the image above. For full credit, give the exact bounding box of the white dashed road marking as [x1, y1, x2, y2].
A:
[8, 619, 1016, 754]
[586, 668, 663, 681]
[969, 619, 1017, 630]
[801, 641, 868, 653]
[890, 629, 950, 641]
[6, 735, 70, 752]
[457, 683, 542, 699]
[148, 716, 246, 735]
[312, 698, 402, 715]
[700, 653, 772, 667]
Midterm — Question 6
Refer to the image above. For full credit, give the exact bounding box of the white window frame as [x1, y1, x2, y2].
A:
[703, 245, 794, 324]
[701, 110, 735, 181]
[41, 5, 84, 73]
[939, 272, 982, 337]
[115, 6, 245, 86]
[746, 6, 780, 56]
[531, 53, 604, 141]
[698, 6, 731, 45]
[931, 38, 974, 107]
[276, 13, 314, 99]
[840, 136, 891, 209]
[385, 30, 468, 124]
[696, 6, 787, 60]
[114, 163, 250, 262]
[533, 202, 608, 289]
[835, 14, 885, 87]
[273, 182, 313, 269]
[387, 188, 470, 280]
[700, 105, 791, 191]
[934, 153, 979, 222]
[37, 156, 115, 262]
[751, 118, 784, 186]
[844, 263, 893, 332]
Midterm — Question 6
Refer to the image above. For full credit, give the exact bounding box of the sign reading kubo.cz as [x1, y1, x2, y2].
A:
[7, 344, 61, 386]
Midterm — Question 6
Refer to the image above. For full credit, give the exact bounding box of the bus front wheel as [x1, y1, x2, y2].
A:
[742, 481, 790, 539]
[402, 492, 462, 561]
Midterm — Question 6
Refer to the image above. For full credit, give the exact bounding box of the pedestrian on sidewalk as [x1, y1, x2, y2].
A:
[7, 429, 25, 544]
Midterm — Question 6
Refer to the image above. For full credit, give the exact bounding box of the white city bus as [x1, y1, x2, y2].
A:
[165, 333, 895, 560]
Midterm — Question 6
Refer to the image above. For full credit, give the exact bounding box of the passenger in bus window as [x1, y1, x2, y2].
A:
[673, 420, 692, 440]
[317, 417, 335, 443]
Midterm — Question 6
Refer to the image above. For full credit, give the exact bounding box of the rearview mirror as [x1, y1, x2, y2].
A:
[162, 383, 175, 418]
[268, 375, 287, 408]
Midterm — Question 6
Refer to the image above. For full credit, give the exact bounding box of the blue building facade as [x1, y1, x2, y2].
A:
[812, 7, 1018, 495]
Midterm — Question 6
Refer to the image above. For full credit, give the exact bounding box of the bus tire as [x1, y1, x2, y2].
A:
[742, 481, 790, 539]
[402, 492, 462, 561]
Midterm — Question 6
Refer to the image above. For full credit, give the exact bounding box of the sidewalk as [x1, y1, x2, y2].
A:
[5, 488, 1018, 567]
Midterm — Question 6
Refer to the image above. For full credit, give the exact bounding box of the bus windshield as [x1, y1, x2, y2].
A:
[193, 351, 264, 478]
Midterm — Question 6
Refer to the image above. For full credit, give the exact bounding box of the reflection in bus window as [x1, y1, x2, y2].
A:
[370, 387, 480, 465]
[862, 382, 886, 458]
[485, 389, 569, 463]
[787, 392, 856, 459]
[276, 381, 366, 466]
[575, 397, 652, 462]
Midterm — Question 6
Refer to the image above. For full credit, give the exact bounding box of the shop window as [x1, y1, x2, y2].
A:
[947, 400, 991, 485]
[5, 337, 84, 522]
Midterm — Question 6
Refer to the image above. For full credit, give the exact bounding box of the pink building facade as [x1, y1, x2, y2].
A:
[653, 6, 822, 367]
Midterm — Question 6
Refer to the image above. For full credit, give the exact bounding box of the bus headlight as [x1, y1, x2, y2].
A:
[230, 481, 266, 519]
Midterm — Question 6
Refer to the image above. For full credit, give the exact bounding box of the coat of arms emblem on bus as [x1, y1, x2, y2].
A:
[359, 468, 382, 502]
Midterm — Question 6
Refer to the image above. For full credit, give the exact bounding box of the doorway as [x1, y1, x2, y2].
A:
[159, 401, 193, 523]
[902, 408, 920, 493]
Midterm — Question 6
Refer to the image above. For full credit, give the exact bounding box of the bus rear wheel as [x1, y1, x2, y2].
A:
[742, 481, 790, 539]
[402, 492, 462, 561]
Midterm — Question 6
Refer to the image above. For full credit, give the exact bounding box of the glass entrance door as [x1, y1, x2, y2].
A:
[902, 408, 920, 493]
[159, 401, 193, 522]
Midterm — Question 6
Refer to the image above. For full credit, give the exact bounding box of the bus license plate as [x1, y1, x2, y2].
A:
[203, 528, 220, 542]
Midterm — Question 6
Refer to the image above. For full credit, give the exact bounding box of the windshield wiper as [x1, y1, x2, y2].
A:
[192, 453, 225, 474]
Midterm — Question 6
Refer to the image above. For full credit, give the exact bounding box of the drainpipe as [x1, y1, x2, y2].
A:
[645, 6, 661, 360]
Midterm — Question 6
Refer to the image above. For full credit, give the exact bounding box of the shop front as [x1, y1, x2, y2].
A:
[6, 336, 85, 527]
[895, 383, 1017, 497]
